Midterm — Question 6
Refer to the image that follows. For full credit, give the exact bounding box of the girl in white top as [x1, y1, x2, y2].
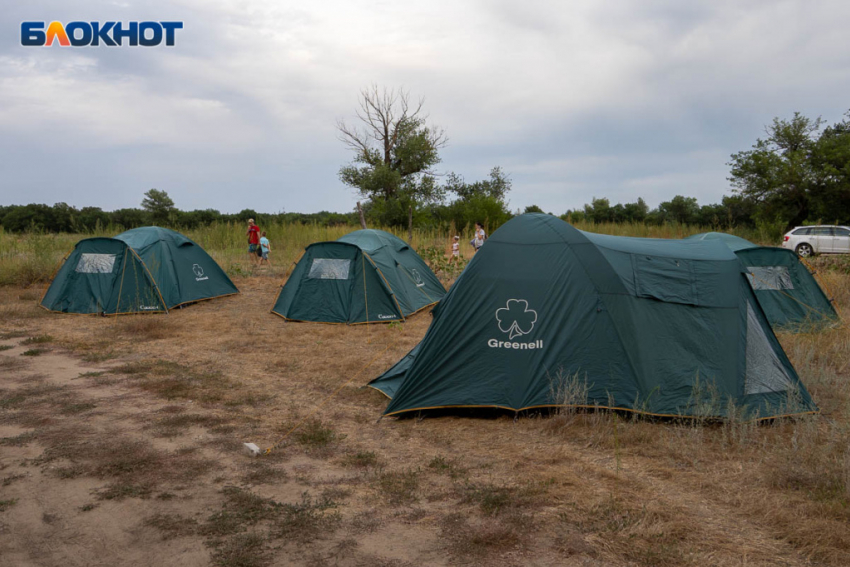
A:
[450, 235, 460, 262]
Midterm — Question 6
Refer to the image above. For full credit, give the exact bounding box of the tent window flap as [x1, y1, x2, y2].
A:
[747, 267, 793, 291]
[308, 259, 351, 280]
[75, 254, 117, 274]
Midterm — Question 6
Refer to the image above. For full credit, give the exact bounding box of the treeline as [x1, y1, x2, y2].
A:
[558, 194, 756, 228]
[0, 203, 358, 234]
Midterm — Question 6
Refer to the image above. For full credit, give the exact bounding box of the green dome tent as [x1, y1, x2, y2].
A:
[41, 227, 238, 315]
[369, 214, 816, 421]
[271, 229, 445, 324]
[686, 232, 839, 331]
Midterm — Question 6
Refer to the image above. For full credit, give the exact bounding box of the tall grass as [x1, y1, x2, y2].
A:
[0, 219, 773, 288]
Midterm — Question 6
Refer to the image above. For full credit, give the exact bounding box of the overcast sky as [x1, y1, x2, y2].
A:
[1, 0, 849, 215]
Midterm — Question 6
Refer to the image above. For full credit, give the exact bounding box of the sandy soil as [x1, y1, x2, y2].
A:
[0, 277, 845, 566]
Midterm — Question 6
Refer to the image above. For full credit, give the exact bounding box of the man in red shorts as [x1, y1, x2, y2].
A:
[247, 218, 261, 266]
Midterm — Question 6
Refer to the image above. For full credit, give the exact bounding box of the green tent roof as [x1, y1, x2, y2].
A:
[370, 214, 816, 420]
[685, 232, 757, 252]
[271, 229, 445, 324]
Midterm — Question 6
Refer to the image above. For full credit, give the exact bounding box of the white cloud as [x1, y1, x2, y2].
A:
[0, 0, 849, 212]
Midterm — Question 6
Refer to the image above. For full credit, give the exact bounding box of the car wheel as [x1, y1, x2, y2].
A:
[796, 243, 814, 257]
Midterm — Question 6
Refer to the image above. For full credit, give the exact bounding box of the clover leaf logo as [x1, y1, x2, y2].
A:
[192, 264, 204, 278]
[495, 299, 538, 340]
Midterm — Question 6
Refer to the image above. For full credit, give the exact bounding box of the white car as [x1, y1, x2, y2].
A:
[782, 225, 850, 257]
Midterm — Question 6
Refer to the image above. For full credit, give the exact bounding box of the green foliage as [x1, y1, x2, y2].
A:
[729, 110, 850, 227]
[421, 245, 467, 282]
[141, 189, 176, 224]
[445, 166, 512, 202]
[337, 87, 446, 208]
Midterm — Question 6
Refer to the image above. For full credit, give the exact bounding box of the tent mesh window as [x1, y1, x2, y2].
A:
[744, 302, 794, 395]
[747, 267, 793, 291]
[308, 258, 351, 280]
[75, 254, 117, 274]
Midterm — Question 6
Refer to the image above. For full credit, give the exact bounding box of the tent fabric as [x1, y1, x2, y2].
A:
[684, 231, 757, 252]
[41, 228, 238, 315]
[369, 214, 816, 420]
[687, 232, 838, 330]
[271, 229, 446, 324]
[40, 238, 167, 315]
[114, 227, 239, 309]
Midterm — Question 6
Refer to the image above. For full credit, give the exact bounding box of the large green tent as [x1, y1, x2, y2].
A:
[271, 229, 445, 324]
[686, 232, 838, 330]
[41, 227, 238, 315]
[369, 214, 816, 420]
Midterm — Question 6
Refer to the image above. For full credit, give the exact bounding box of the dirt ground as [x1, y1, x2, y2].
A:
[1, 277, 849, 566]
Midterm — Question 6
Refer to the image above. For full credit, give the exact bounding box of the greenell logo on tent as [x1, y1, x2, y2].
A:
[192, 264, 209, 281]
[496, 299, 537, 339]
[411, 269, 425, 287]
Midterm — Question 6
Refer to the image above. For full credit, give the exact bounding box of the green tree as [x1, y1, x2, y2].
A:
[809, 113, 850, 223]
[141, 189, 176, 224]
[445, 167, 511, 202]
[337, 86, 447, 226]
[584, 198, 612, 223]
[656, 195, 699, 224]
[728, 112, 825, 226]
[523, 204, 545, 214]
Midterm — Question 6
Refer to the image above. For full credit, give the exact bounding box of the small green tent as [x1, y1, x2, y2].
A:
[686, 232, 839, 330]
[271, 229, 445, 324]
[41, 227, 238, 315]
[369, 214, 816, 420]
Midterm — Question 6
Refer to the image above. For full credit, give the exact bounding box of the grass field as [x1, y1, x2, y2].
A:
[0, 219, 773, 287]
[1, 222, 849, 566]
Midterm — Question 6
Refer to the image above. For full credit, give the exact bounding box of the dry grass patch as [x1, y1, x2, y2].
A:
[0, 430, 37, 446]
[59, 401, 97, 415]
[0, 382, 66, 410]
[0, 330, 30, 339]
[35, 436, 214, 499]
[440, 511, 528, 559]
[156, 413, 226, 429]
[242, 461, 289, 485]
[143, 513, 200, 540]
[0, 357, 26, 372]
[115, 359, 235, 403]
[374, 469, 420, 506]
[0, 303, 48, 320]
[341, 450, 380, 469]
[113, 316, 178, 341]
[202, 487, 341, 547]
[290, 419, 346, 455]
[427, 454, 467, 480]
[17, 289, 41, 301]
[21, 348, 48, 356]
[210, 532, 272, 567]
[21, 334, 53, 345]
[202, 487, 282, 537]
[273, 491, 341, 541]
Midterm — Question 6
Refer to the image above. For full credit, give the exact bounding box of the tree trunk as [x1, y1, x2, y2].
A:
[356, 202, 367, 229]
[408, 206, 413, 243]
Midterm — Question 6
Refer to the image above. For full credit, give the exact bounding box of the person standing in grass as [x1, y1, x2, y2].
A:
[247, 218, 261, 266]
[472, 222, 486, 253]
[259, 231, 272, 267]
[449, 235, 460, 264]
